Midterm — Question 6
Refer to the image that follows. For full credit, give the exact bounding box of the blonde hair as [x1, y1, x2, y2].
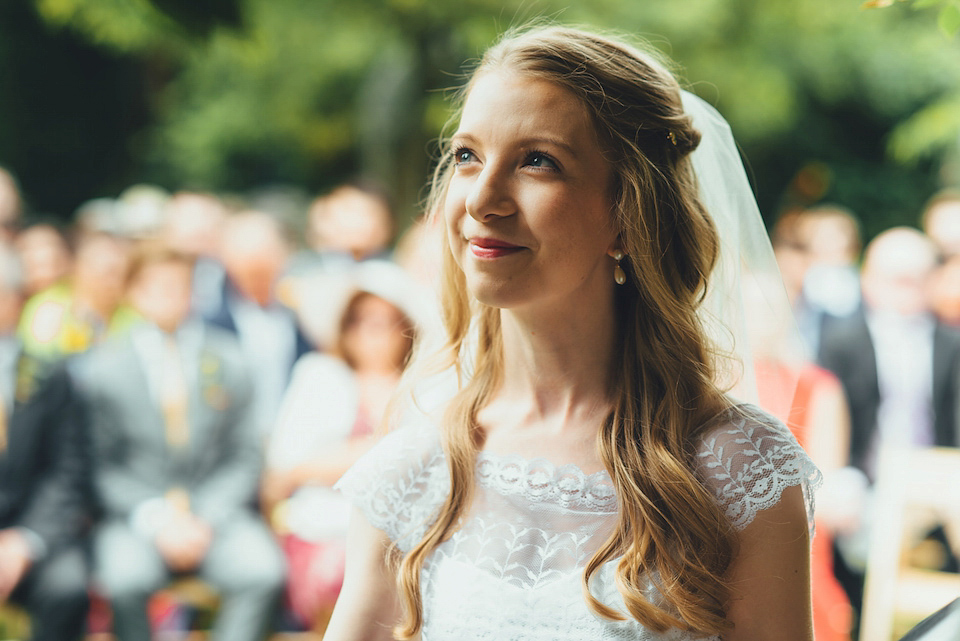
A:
[396, 25, 735, 637]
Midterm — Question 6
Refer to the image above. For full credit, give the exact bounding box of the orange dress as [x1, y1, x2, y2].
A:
[755, 360, 853, 641]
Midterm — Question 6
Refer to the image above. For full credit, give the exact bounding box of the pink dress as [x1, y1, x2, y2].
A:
[755, 359, 853, 641]
[282, 407, 374, 626]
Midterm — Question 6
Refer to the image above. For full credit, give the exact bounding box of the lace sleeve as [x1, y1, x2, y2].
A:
[335, 420, 450, 552]
[695, 405, 822, 534]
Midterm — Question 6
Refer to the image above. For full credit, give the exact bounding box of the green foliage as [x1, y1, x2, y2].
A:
[889, 91, 960, 162]
[939, 2, 960, 36]
[13, 0, 960, 233]
[34, 0, 184, 51]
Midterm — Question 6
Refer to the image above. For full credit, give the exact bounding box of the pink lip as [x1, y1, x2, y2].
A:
[468, 237, 525, 259]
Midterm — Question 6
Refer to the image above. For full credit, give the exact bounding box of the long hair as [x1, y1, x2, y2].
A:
[395, 25, 736, 637]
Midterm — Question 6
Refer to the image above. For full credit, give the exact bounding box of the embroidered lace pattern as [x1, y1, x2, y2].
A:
[695, 404, 821, 534]
[336, 404, 821, 640]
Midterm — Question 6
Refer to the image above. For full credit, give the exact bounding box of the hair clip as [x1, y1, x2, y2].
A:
[667, 131, 678, 146]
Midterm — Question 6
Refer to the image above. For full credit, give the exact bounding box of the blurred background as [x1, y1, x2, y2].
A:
[0, 2, 959, 640]
[0, 0, 958, 237]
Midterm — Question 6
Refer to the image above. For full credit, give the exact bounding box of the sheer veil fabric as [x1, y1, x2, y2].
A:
[682, 90, 806, 417]
[335, 92, 820, 640]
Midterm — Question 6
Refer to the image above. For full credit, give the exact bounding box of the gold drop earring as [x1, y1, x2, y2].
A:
[613, 251, 626, 285]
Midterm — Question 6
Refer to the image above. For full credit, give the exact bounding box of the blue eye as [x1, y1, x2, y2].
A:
[525, 152, 558, 170]
[453, 148, 475, 165]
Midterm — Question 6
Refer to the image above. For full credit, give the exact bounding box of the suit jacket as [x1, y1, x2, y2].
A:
[817, 310, 960, 474]
[75, 322, 261, 527]
[0, 357, 90, 554]
[204, 280, 312, 366]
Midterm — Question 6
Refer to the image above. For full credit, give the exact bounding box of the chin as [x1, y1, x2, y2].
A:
[467, 281, 527, 310]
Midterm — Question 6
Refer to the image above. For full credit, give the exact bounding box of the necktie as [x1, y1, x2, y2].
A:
[161, 335, 189, 448]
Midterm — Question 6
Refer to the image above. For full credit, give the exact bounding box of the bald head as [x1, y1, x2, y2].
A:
[862, 227, 938, 316]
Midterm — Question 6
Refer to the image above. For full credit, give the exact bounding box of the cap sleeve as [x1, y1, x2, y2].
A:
[695, 404, 822, 534]
[335, 419, 450, 552]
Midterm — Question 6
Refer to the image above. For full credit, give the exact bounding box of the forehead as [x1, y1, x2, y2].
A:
[457, 71, 598, 146]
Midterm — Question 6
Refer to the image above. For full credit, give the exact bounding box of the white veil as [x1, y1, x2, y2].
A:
[682, 91, 804, 415]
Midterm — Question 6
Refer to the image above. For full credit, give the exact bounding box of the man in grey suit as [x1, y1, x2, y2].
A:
[75, 243, 285, 641]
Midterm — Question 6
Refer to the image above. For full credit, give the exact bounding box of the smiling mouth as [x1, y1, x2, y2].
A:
[468, 238, 525, 259]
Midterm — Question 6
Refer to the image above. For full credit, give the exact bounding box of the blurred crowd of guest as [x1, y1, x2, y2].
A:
[760, 190, 960, 641]
[0, 164, 440, 640]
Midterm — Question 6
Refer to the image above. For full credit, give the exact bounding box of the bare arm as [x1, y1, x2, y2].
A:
[324, 507, 403, 641]
[723, 485, 813, 641]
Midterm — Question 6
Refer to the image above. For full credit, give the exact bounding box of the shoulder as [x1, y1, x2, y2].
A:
[819, 310, 868, 348]
[934, 321, 960, 348]
[22, 361, 74, 410]
[336, 416, 448, 551]
[201, 322, 242, 350]
[107, 304, 143, 335]
[17, 285, 71, 348]
[694, 404, 822, 533]
[200, 324, 246, 368]
[75, 334, 135, 374]
[290, 352, 352, 383]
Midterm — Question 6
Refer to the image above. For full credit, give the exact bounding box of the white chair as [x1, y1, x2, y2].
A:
[860, 447, 960, 641]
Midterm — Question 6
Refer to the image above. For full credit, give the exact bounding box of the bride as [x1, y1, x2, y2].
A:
[324, 25, 819, 640]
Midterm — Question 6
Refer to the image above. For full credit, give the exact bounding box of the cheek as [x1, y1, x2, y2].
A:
[443, 196, 467, 264]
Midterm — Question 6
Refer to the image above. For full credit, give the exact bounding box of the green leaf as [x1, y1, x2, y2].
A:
[939, 2, 960, 35]
[888, 91, 960, 163]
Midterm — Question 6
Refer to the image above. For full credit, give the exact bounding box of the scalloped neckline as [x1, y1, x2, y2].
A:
[476, 449, 612, 483]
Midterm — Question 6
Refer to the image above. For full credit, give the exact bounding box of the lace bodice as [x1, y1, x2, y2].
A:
[336, 404, 821, 640]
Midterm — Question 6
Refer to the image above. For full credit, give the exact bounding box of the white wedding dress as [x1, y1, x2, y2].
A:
[336, 403, 821, 640]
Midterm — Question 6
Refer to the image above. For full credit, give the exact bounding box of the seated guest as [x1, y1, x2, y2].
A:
[17, 231, 138, 385]
[819, 227, 960, 629]
[262, 261, 421, 631]
[294, 182, 396, 275]
[206, 211, 311, 437]
[160, 190, 229, 320]
[14, 222, 73, 297]
[75, 243, 285, 641]
[0, 244, 90, 641]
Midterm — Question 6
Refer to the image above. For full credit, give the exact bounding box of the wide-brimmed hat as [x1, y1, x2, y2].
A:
[287, 259, 438, 350]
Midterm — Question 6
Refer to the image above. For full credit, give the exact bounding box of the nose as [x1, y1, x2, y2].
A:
[465, 165, 516, 222]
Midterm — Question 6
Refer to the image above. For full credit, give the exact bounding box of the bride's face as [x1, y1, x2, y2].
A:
[443, 71, 619, 311]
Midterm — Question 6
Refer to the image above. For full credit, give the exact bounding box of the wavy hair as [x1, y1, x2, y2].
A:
[395, 25, 736, 637]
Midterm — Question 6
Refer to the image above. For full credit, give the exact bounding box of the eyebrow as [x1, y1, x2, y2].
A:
[451, 132, 580, 159]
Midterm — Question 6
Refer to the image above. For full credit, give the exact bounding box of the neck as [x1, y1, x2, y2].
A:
[495, 291, 617, 422]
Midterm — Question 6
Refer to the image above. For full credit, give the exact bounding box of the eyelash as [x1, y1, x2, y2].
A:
[451, 146, 559, 172]
[523, 150, 558, 171]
